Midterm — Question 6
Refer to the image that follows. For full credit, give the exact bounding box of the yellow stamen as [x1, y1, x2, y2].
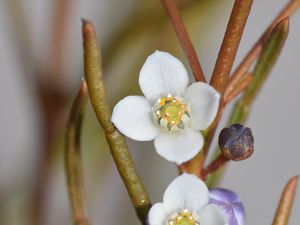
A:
[168, 209, 198, 225]
[153, 95, 190, 131]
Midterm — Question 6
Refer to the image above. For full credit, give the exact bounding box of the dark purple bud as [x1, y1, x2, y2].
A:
[209, 188, 245, 225]
[218, 124, 254, 161]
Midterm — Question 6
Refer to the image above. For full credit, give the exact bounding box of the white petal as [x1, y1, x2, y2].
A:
[154, 129, 204, 165]
[147, 203, 167, 225]
[111, 96, 158, 141]
[184, 82, 220, 130]
[199, 204, 228, 225]
[139, 51, 189, 102]
[163, 173, 209, 215]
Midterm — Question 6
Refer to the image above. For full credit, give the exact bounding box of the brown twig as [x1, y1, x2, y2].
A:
[227, 0, 300, 93]
[201, 154, 229, 179]
[210, 0, 253, 94]
[160, 0, 206, 82]
[183, 0, 254, 175]
[206, 18, 290, 188]
[223, 73, 253, 102]
[184, 0, 298, 177]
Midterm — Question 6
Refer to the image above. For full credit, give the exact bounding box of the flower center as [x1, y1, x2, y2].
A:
[153, 95, 190, 131]
[168, 209, 199, 225]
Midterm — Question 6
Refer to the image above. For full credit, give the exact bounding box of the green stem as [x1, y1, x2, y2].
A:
[65, 80, 90, 225]
[206, 18, 289, 188]
[82, 19, 151, 224]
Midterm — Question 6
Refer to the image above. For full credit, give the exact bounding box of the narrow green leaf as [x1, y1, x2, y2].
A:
[82, 19, 151, 224]
[82, 19, 114, 133]
[272, 176, 299, 225]
[206, 18, 290, 188]
[242, 18, 289, 106]
[65, 80, 90, 225]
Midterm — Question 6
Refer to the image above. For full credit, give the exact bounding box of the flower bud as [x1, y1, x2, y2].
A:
[218, 124, 254, 161]
[209, 188, 245, 225]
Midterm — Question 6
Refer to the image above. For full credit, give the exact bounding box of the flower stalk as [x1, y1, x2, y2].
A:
[82, 19, 151, 224]
[161, 0, 206, 82]
[272, 176, 299, 225]
[65, 80, 90, 225]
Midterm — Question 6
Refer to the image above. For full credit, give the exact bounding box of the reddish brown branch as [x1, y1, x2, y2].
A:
[201, 154, 229, 179]
[189, 0, 255, 173]
[224, 73, 253, 102]
[227, 0, 300, 92]
[161, 0, 206, 82]
[210, 0, 253, 94]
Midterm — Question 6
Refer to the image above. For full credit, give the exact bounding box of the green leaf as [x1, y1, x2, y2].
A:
[65, 80, 90, 225]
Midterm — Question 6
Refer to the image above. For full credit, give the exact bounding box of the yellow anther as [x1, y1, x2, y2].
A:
[168, 209, 198, 225]
[153, 95, 190, 131]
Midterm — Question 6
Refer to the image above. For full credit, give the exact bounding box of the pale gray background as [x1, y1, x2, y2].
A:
[0, 0, 299, 225]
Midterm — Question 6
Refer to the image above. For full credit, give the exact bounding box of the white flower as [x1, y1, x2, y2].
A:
[148, 173, 228, 225]
[111, 51, 220, 164]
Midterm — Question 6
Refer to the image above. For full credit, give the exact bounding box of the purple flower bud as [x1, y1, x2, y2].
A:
[209, 188, 245, 225]
[218, 124, 254, 161]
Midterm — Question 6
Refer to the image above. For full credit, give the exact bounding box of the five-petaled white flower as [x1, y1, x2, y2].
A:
[112, 51, 220, 164]
[148, 173, 228, 225]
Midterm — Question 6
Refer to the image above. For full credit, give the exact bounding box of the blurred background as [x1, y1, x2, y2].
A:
[0, 0, 299, 225]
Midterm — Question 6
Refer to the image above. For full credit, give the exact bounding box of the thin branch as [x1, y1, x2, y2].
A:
[82, 20, 151, 224]
[161, 0, 206, 82]
[183, 0, 254, 175]
[210, 0, 253, 94]
[201, 154, 228, 179]
[206, 18, 289, 188]
[272, 176, 299, 225]
[227, 0, 300, 93]
[65, 80, 90, 225]
[223, 73, 253, 103]
[186, 17, 289, 178]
